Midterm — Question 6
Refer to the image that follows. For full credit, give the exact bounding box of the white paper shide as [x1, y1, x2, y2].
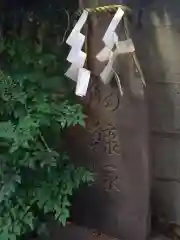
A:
[96, 7, 135, 84]
[65, 10, 90, 97]
[65, 7, 136, 96]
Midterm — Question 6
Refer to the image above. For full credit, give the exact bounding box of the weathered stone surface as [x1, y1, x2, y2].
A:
[149, 99, 180, 132]
[133, 26, 180, 85]
[50, 225, 118, 240]
[153, 181, 180, 225]
[31, 224, 171, 240]
[150, 236, 171, 240]
[68, 1, 150, 240]
[69, 75, 150, 240]
[152, 137, 180, 179]
[32, 225, 171, 240]
[143, 0, 180, 27]
[148, 83, 180, 107]
[133, 0, 180, 227]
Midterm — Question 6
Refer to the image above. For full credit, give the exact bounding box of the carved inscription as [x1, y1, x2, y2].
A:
[88, 122, 121, 156]
[86, 76, 120, 113]
[102, 91, 120, 112]
[102, 164, 121, 192]
[84, 76, 121, 167]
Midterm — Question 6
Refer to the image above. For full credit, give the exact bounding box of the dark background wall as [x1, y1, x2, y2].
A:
[133, 0, 180, 225]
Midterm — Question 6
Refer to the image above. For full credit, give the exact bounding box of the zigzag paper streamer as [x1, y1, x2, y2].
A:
[96, 7, 135, 84]
[103, 8, 124, 49]
[65, 10, 91, 97]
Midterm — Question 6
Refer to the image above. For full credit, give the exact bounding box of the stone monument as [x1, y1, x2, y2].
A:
[68, 1, 150, 239]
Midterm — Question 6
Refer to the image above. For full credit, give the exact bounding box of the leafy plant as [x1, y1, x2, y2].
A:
[0, 6, 93, 240]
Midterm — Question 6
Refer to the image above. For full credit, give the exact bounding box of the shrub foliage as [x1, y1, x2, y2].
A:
[0, 5, 93, 240]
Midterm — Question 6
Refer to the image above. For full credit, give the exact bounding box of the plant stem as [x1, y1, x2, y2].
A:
[39, 132, 51, 152]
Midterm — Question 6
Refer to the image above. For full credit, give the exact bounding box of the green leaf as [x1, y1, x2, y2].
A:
[0, 180, 16, 203]
[0, 122, 15, 140]
[58, 208, 70, 226]
[13, 224, 21, 236]
[0, 229, 10, 240]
